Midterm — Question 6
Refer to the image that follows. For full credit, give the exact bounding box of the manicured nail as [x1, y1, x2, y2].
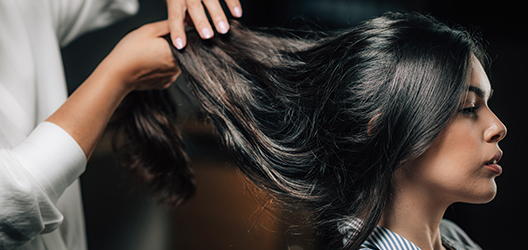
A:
[174, 37, 184, 50]
[201, 27, 213, 39]
[217, 21, 228, 34]
[233, 6, 242, 18]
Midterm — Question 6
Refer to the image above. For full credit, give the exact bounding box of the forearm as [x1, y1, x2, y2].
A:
[46, 63, 131, 159]
[47, 20, 177, 159]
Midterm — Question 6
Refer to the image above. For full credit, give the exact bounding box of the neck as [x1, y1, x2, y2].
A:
[379, 171, 451, 250]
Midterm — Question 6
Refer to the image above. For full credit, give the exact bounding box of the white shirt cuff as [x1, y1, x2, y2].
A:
[11, 122, 87, 203]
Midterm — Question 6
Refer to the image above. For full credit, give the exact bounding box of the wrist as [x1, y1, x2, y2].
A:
[90, 58, 135, 97]
[46, 61, 135, 158]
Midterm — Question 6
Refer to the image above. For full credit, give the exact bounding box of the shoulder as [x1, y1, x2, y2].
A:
[440, 219, 483, 250]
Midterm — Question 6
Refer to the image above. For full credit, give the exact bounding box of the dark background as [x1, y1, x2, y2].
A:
[61, 0, 527, 249]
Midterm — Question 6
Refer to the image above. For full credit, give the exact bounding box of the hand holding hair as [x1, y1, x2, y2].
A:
[46, 20, 180, 160]
[98, 20, 181, 92]
[166, 0, 242, 49]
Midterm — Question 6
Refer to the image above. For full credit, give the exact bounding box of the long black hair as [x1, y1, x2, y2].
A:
[111, 12, 488, 249]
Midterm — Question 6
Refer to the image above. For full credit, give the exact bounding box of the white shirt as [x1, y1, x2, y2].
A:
[0, 0, 138, 249]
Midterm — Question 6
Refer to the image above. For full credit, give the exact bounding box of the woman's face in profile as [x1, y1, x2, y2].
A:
[399, 56, 507, 205]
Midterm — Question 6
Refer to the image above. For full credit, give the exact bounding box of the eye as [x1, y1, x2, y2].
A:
[460, 105, 480, 115]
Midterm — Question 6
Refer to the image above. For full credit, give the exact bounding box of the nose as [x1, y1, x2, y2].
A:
[485, 112, 507, 143]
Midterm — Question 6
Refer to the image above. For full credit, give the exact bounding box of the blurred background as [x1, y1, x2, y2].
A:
[61, 0, 527, 249]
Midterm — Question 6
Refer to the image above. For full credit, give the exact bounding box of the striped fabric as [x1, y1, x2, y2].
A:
[360, 226, 420, 250]
[339, 219, 482, 250]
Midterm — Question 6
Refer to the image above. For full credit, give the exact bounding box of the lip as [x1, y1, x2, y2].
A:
[485, 150, 503, 175]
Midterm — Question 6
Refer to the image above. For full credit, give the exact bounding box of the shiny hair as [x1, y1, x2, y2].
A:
[111, 12, 488, 249]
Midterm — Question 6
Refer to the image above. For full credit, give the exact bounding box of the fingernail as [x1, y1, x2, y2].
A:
[217, 21, 228, 34]
[201, 27, 213, 39]
[174, 37, 184, 50]
[233, 6, 242, 18]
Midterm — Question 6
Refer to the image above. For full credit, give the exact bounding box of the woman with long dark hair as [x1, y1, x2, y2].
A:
[113, 12, 506, 249]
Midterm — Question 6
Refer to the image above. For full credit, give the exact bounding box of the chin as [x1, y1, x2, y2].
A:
[464, 180, 498, 204]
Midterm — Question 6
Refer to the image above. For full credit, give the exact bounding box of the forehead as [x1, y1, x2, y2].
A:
[469, 55, 492, 100]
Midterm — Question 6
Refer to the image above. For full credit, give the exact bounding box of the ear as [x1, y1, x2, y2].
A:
[367, 113, 382, 136]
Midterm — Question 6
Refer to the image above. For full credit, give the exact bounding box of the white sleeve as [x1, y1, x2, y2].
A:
[0, 122, 86, 249]
[47, 0, 139, 47]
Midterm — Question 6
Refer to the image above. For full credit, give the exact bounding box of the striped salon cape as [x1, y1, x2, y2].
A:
[340, 219, 482, 250]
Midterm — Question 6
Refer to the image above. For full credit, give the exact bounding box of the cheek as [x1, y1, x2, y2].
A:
[422, 126, 478, 175]
[408, 125, 496, 203]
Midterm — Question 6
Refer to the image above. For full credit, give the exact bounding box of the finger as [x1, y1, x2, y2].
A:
[186, 0, 214, 39]
[224, 0, 242, 18]
[203, 0, 229, 34]
[142, 20, 171, 36]
[166, 0, 187, 49]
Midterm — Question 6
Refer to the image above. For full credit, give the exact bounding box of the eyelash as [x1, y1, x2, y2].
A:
[460, 106, 480, 115]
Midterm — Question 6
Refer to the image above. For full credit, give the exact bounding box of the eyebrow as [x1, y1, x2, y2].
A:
[468, 85, 493, 101]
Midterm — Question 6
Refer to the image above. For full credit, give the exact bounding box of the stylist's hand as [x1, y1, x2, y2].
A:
[48, 20, 180, 158]
[166, 0, 242, 50]
[98, 20, 180, 93]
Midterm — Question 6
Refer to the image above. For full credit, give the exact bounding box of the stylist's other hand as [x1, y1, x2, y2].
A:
[98, 20, 180, 92]
[47, 20, 179, 158]
[166, 0, 242, 50]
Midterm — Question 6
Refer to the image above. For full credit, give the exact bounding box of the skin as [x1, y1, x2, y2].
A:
[166, 0, 242, 49]
[46, 20, 181, 160]
[379, 56, 507, 250]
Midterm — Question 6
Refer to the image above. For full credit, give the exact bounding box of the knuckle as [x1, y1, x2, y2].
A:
[168, 5, 185, 19]
[139, 23, 155, 32]
[187, 0, 204, 10]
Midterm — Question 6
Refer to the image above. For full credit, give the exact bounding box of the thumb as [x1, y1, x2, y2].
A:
[141, 20, 171, 37]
